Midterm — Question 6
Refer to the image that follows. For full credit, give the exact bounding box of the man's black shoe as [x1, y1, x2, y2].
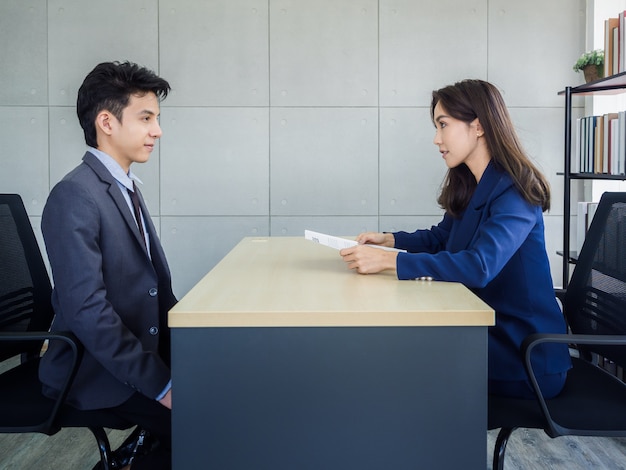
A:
[92, 427, 160, 469]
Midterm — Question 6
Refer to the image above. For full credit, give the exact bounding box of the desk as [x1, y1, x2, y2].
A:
[169, 237, 494, 469]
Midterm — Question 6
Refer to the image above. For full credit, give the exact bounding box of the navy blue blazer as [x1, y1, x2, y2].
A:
[39, 152, 177, 410]
[394, 161, 571, 382]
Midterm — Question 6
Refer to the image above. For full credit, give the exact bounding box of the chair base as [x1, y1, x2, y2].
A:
[90, 426, 115, 470]
[493, 427, 515, 470]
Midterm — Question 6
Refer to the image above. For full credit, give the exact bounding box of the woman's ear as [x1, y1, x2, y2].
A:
[474, 119, 484, 138]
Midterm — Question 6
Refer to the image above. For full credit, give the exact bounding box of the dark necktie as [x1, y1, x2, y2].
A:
[128, 182, 146, 248]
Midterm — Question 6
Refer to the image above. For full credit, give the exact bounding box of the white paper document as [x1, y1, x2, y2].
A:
[304, 230, 406, 252]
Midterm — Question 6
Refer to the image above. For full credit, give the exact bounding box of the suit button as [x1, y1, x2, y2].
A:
[149, 288, 158, 297]
[149, 326, 159, 335]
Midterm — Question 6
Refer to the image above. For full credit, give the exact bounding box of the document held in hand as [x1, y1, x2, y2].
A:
[304, 230, 406, 252]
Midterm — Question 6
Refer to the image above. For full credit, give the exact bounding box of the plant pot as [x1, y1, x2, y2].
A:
[582, 64, 603, 83]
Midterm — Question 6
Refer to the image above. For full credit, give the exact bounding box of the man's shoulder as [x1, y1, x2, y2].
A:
[46, 157, 111, 211]
[55, 153, 111, 187]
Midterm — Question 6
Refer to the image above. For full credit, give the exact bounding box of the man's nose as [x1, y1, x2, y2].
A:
[152, 121, 163, 138]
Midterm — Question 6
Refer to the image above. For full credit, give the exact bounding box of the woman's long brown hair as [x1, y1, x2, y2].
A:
[431, 80, 551, 217]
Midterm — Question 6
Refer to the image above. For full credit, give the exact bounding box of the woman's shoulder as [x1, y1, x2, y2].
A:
[480, 165, 540, 215]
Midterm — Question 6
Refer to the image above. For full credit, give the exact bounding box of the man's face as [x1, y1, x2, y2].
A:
[107, 92, 162, 172]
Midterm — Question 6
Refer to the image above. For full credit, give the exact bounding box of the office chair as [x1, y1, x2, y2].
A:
[0, 194, 133, 469]
[488, 191, 626, 470]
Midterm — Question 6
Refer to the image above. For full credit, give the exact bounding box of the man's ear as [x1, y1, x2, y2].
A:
[95, 111, 114, 137]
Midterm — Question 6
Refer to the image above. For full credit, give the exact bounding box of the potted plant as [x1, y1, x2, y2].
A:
[573, 49, 604, 83]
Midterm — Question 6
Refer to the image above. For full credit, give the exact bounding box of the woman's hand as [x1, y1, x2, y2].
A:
[340, 245, 398, 274]
[355, 232, 395, 248]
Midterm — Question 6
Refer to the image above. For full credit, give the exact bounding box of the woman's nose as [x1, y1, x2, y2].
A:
[433, 130, 441, 145]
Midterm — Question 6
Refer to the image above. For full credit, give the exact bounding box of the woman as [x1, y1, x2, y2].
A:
[339, 79, 571, 399]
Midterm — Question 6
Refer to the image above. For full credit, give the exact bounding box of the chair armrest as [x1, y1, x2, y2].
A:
[522, 333, 626, 355]
[554, 288, 567, 304]
[0, 331, 83, 426]
[521, 333, 626, 436]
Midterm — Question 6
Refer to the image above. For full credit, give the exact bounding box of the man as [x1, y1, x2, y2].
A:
[39, 61, 176, 470]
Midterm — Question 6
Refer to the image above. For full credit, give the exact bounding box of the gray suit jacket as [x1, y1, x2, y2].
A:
[39, 152, 177, 410]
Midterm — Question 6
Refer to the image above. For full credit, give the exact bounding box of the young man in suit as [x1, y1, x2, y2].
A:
[39, 61, 177, 470]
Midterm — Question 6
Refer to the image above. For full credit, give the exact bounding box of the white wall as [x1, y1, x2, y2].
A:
[0, 0, 586, 296]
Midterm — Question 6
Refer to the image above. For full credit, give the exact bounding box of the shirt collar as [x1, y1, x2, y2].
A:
[87, 147, 143, 192]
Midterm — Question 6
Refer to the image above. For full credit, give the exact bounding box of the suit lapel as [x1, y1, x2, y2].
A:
[134, 184, 162, 262]
[447, 162, 506, 252]
[133, 185, 173, 292]
[133, 183, 172, 281]
[82, 152, 150, 255]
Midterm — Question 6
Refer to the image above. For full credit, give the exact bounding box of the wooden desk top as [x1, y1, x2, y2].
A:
[169, 237, 494, 328]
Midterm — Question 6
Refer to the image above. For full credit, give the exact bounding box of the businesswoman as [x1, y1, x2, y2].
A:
[340, 79, 571, 399]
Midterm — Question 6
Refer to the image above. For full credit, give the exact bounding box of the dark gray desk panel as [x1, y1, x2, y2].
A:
[172, 326, 487, 469]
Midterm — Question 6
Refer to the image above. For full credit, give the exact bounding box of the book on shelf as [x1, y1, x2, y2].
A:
[595, 116, 604, 174]
[574, 113, 625, 176]
[605, 17, 619, 76]
[615, 11, 625, 73]
[603, 113, 618, 174]
[603, 11, 626, 74]
[614, 23, 620, 75]
[621, 11, 626, 74]
[621, 111, 626, 175]
[609, 116, 615, 174]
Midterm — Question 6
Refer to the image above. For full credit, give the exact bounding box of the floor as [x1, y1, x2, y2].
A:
[486, 429, 626, 469]
[0, 428, 128, 469]
[1, 427, 626, 469]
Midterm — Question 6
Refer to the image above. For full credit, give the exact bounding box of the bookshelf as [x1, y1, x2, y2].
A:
[559, 71, 626, 287]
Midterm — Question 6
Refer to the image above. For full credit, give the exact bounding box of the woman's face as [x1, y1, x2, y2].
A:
[432, 101, 484, 170]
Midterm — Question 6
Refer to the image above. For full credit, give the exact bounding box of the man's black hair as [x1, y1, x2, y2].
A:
[77, 61, 171, 147]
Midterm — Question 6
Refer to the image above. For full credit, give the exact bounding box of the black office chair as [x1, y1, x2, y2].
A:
[0, 193, 133, 469]
[488, 191, 626, 469]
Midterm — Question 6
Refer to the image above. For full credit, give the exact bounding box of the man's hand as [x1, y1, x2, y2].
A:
[158, 389, 172, 409]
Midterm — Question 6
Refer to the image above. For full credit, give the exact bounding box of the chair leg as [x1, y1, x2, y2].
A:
[493, 427, 515, 470]
[89, 427, 114, 470]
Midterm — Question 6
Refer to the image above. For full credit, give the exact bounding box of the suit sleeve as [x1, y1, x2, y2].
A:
[393, 214, 453, 253]
[394, 190, 537, 287]
[42, 180, 170, 400]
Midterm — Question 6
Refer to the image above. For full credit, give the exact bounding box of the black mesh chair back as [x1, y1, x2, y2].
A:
[488, 192, 626, 470]
[564, 193, 626, 366]
[0, 194, 54, 361]
[0, 194, 132, 468]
